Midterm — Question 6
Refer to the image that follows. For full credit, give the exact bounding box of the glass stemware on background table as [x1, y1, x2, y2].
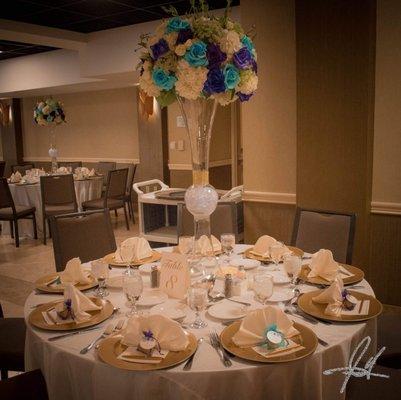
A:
[91, 259, 110, 298]
[123, 270, 143, 317]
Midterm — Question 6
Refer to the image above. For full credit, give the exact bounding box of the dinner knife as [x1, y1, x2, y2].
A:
[48, 326, 100, 342]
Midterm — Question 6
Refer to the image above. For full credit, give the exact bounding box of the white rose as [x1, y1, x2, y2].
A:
[237, 72, 258, 95]
[165, 32, 178, 50]
[220, 30, 241, 55]
[42, 105, 50, 115]
[175, 60, 207, 100]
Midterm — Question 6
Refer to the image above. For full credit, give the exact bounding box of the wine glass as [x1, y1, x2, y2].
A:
[187, 287, 208, 328]
[221, 233, 235, 257]
[91, 259, 110, 298]
[123, 271, 143, 317]
[253, 273, 274, 304]
[283, 255, 302, 288]
[269, 242, 285, 270]
[119, 244, 135, 275]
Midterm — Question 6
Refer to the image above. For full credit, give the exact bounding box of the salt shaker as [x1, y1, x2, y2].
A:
[150, 265, 160, 288]
[224, 273, 233, 298]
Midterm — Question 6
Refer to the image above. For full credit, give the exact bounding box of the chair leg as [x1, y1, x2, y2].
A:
[127, 200, 132, 218]
[130, 201, 135, 224]
[114, 209, 118, 218]
[123, 205, 130, 231]
[14, 219, 19, 247]
[9, 221, 14, 238]
[43, 216, 47, 245]
[1, 368, 8, 380]
[32, 214, 38, 240]
[48, 220, 52, 238]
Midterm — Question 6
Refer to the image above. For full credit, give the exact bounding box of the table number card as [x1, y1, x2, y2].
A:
[159, 253, 191, 299]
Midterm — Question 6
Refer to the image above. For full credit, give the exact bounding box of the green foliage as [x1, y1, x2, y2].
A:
[157, 90, 177, 108]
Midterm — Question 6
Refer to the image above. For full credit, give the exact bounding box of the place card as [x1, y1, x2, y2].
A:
[159, 253, 190, 299]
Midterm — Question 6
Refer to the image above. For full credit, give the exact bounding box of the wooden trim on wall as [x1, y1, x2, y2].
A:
[243, 190, 296, 205]
[168, 159, 232, 170]
[371, 201, 401, 216]
[23, 157, 140, 164]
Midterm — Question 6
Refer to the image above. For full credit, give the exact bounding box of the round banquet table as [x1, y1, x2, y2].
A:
[1, 177, 103, 238]
[24, 245, 377, 400]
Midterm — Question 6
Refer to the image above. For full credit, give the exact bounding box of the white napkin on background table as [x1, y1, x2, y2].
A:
[251, 235, 291, 260]
[307, 249, 339, 282]
[60, 257, 91, 285]
[195, 235, 222, 254]
[9, 171, 22, 183]
[115, 237, 153, 262]
[56, 167, 69, 174]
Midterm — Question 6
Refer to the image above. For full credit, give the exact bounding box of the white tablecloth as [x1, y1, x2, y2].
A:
[24, 245, 377, 400]
[1, 177, 103, 238]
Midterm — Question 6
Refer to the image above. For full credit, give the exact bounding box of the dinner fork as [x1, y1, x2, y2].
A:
[80, 323, 114, 354]
[209, 331, 232, 367]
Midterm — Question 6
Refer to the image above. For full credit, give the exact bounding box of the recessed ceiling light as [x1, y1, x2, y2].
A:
[0, 51, 3, 53]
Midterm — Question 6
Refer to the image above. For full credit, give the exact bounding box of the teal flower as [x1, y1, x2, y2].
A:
[223, 64, 240, 90]
[184, 41, 208, 67]
[166, 17, 190, 33]
[152, 68, 177, 91]
[241, 35, 255, 53]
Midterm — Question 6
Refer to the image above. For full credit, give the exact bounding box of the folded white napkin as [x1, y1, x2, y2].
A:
[307, 249, 339, 282]
[88, 168, 96, 177]
[312, 276, 370, 317]
[56, 167, 69, 174]
[251, 235, 291, 260]
[60, 257, 91, 285]
[9, 171, 22, 183]
[232, 306, 303, 359]
[120, 314, 189, 351]
[43, 283, 101, 324]
[115, 237, 153, 262]
[195, 235, 222, 254]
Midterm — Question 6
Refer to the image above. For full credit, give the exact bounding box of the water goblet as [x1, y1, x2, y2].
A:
[91, 259, 110, 298]
[123, 270, 143, 317]
[269, 242, 285, 270]
[253, 273, 274, 304]
[283, 255, 302, 288]
[187, 287, 208, 328]
[221, 233, 235, 257]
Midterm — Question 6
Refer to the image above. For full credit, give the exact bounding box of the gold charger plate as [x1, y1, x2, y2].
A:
[244, 246, 304, 262]
[97, 332, 197, 371]
[103, 250, 162, 267]
[220, 321, 317, 363]
[29, 297, 114, 331]
[299, 264, 364, 286]
[297, 290, 382, 323]
[35, 273, 98, 293]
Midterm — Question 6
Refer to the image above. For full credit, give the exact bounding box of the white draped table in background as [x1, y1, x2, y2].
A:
[1, 177, 103, 238]
[24, 245, 377, 400]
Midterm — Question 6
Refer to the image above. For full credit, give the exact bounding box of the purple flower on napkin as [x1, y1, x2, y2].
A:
[150, 38, 169, 61]
[143, 330, 154, 340]
[206, 43, 227, 68]
[233, 47, 253, 70]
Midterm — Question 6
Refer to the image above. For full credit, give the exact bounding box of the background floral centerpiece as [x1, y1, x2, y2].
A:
[33, 97, 66, 173]
[34, 98, 66, 126]
[138, 0, 258, 273]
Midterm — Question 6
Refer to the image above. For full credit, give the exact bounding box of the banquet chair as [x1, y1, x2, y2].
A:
[11, 163, 35, 175]
[0, 303, 26, 380]
[177, 200, 244, 243]
[82, 168, 130, 230]
[0, 161, 5, 177]
[0, 177, 37, 247]
[124, 164, 137, 223]
[0, 369, 48, 399]
[96, 161, 117, 192]
[50, 209, 117, 272]
[291, 208, 356, 264]
[57, 161, 82, 170]
[40, 174, 78, 245]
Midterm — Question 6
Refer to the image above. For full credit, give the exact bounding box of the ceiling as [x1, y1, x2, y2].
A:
[0, 0, 239, 60]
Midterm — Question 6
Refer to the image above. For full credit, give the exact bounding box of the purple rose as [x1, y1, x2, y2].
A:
[237, 92, 253, 102]
[176, 28, 193, 45]
[251, 59, 258, 73]
[204, 68, 226, 94]
[233, 47, 253, 70]
[150, 38, 169, 60]
[206, 43, 227, 68]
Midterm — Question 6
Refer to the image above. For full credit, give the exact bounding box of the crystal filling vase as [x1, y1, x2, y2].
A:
[177, 97, 219, 271]
[48, 126, 58, 174]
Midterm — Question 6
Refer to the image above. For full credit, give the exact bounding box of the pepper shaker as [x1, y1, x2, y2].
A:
[150, 265, 160, 288]
[224, 273, 233, 298]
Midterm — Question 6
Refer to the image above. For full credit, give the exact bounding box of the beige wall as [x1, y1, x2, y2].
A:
[21, 87, 139, 163]
[372, 0, 401, 204]
[241, 0, 296, 197]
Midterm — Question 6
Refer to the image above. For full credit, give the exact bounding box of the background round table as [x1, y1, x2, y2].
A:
[1, 177, 103, 238]
[24, 245, 377, 400]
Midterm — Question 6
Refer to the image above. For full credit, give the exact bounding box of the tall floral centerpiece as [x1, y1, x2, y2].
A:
[34, 98, 66, 173]
[138, 1, 257, 269]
